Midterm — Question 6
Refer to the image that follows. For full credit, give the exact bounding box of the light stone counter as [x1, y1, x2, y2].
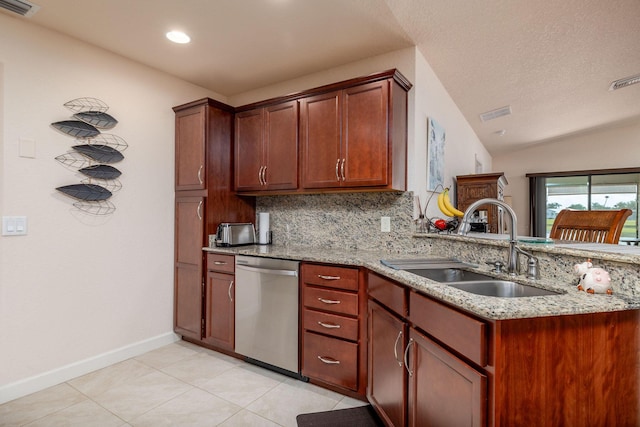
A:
[204, 241, 640, 321]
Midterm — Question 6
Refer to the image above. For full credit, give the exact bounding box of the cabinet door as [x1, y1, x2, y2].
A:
[174, 195, 205, 340]
[368, 300, 407, 427]
[235, 108, 264, 191]
[407, 328, 487, 427]
[300, 91, 342, 189]
[175, 106, 206, 191]
[264, 101, 299, 190]
[203, 271, 234, 350]
[342, 80, 389, 187]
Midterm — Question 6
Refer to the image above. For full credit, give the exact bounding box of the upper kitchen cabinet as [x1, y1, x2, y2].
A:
[235, 69, 411, 195]
[300, 76, 408, 190]
[175, 103, 207, 191]
[235, 100, 299, 192]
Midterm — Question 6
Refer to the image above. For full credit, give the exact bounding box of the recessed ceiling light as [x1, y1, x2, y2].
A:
[166, 31, 190, 44]
[494, 129, 506, 136]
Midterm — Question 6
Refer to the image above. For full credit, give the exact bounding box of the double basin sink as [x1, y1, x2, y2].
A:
[381, 258, 561, 298]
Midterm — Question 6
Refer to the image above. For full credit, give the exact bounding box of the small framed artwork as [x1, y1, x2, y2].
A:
[427, 117, 445, 191]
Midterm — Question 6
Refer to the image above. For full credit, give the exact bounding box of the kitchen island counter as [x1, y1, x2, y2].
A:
[204, 243, 640, 321]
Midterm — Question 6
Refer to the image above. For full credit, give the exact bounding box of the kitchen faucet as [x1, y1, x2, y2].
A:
[457, 198, 539, 278]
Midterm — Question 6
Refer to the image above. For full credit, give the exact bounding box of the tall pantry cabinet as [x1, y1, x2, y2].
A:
[173, 98, 255, 343]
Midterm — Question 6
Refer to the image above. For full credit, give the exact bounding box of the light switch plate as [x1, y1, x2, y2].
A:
[2, 216, 28, 236]
[381, 216, 391, 232]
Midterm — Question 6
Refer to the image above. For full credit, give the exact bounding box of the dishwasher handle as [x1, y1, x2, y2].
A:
[235, 264, 299, 277]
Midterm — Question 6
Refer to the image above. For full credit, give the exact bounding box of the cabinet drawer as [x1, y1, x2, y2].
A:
[303, 309, 359, 341]
[206, 253, 235, 274]
[409, 291, 487, 367]
[302, 264, 359, 291]
[302, 331, 358, 391]
[303, 286, 358, 316]
[368, 272, 408, 317]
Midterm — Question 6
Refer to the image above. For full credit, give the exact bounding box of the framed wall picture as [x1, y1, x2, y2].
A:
[427, 117, 445, 191]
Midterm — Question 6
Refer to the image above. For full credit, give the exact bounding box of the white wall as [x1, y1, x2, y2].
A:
[493, 118, 640, 235]
[0, 14, 222, 402]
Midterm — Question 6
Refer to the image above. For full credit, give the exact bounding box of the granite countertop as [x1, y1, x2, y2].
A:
[204, 244, 640, 321]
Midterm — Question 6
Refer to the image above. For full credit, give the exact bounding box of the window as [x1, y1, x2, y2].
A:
[528, 168, 639, 242]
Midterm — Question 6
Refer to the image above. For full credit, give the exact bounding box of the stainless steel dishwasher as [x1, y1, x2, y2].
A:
[234, 255, 302, 377]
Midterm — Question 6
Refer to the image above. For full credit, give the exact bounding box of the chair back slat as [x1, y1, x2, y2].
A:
[549, 209, 632, 244]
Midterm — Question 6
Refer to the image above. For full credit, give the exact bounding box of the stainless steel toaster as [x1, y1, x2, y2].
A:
[214, 223, 256, 247]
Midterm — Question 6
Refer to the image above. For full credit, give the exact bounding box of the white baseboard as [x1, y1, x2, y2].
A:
[0, 332, 180, 405]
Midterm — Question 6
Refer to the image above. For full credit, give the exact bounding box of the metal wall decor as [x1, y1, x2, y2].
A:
[52, 97, 127, 215]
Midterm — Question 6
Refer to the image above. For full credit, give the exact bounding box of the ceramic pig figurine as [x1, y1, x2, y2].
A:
[574, 259, 613, 295]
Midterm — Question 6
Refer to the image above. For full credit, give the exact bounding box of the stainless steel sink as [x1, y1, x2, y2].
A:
[381, 258, 562, 298]
[448, 280, 561, 297]
[406, 268, 495, 283]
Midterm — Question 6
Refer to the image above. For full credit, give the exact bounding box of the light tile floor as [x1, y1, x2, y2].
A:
[0, 340, 366, 426]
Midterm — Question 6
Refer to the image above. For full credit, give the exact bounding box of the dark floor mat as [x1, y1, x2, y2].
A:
[296, 405, 384, 427]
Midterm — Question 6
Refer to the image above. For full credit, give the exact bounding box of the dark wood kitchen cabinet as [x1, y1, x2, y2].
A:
[174, 194, 205, 340]
[235, 101, 298, 192]
[299, 75, 409, 191]
[301, 263, 368, 397]
[456, 172, 507, 233]
[203, 253, 235, 350]
[367, 271, 640, 427]
[367, 272, 487, 427]
[173, 98, 254, 345]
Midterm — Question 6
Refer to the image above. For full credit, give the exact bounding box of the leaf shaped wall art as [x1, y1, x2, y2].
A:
[73, 111, 118, 129]
[72, 144, 124, 163]
[78, 164, 122, 180]
[64, 97, 109, 113]
[56, 184, 112, 201]
[52, 120, 100, 138]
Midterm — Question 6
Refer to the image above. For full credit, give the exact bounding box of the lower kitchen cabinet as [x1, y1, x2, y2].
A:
[367, 271, 640, 427]
[300, 263, 368, 396]
[406, 329, 487, 427]
[203, 253, 235, 350]
[174, 195, 205, 341]
[368, 299, 408, 427]
[367, 271, 487, 427]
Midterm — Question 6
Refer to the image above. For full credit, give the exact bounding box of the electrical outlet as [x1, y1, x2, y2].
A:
[381, 216, 391, 232]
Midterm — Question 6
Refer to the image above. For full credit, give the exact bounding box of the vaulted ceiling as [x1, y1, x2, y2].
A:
[6, 0, 640, 155]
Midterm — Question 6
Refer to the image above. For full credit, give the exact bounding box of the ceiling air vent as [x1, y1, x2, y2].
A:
[0, 0, 40, 17]
[479, 105, 512, 122]
[609, 73, 640, 91]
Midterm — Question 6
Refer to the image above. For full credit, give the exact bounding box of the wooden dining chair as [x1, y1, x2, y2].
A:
[549, 209, 632, 244]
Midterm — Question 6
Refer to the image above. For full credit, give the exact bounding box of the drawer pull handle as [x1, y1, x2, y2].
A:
[317, 274, 341, 280]
[196, 200, 203, 220]
[213, 261, 227, 265]
[318, 356, 341, 365]
[393, 330, 403, 367]
[318, 297, 341, 305]
[335, 159, 340, 181]
[318, 321, 341, 329]
[404, 338, 415, 377]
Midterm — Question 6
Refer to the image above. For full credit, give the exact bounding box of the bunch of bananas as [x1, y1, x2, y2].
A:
[437, 188, 464, 217]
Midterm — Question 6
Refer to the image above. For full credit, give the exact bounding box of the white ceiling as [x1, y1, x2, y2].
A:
[7, 0, 640, 155]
